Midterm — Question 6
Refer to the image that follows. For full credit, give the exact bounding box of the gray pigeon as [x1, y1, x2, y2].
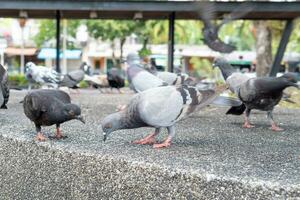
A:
[0, 64, 9, 109]
[101, 84, 226, 149]
[213, 58, 299, 131]
[23, 89, 85, 141]
[25, 62, 61, 89]
[126, 53, 167, 93]
[59, 69, 85, 89]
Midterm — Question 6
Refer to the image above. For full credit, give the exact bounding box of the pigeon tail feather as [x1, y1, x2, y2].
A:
[226, 104, 246, 115]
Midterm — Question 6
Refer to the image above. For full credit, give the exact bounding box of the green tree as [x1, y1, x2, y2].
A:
[34, 19, 81, 48]
[87, 20, 138, 66]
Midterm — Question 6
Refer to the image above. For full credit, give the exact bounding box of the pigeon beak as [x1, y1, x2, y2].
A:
[103, 132, 107, 142]
[76, 116, 85, 124]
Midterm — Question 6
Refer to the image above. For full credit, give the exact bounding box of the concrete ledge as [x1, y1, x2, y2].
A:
[0, 90, 299, 199]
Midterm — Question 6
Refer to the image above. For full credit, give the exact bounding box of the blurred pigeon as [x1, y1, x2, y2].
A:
[23, 89, 85, 141]
[126, 53, 167, 93]
[80, 62, 93, 75]
[25, 62, 61, 89]
[0, 64, 9, 109]
[84, 74, 109, 91]
[197, 2, 252, 53]
[101, 84, 226, 149]
[107, 67, 125, 93]
[59, 69, 85, 89]
[213, 58, 299, 131]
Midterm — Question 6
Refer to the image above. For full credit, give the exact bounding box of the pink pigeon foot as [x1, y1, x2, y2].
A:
[132, 133, 157, 145]
[270, 123, 284, 131]
[242, 122, 255, 129]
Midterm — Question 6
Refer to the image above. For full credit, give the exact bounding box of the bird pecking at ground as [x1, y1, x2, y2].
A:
[101, 84, 226, 149]
[23, 89, 85, 141]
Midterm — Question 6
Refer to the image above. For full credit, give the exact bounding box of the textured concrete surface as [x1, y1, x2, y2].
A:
[0, 89, 299, 199]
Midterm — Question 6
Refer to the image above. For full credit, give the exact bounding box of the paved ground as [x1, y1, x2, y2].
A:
[0, 89, 299, 199]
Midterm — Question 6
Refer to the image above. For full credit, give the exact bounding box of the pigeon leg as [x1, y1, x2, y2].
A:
[132, 128, 161, 145]
[267, 111, 283, 131]
[116, 104, 127, 112]
[153, 126, 175, 149]
[242, 108, 255, 128]
[35, 125, 46, 141]
[49, 124, 68, 140]
[118, 88, 124, 94]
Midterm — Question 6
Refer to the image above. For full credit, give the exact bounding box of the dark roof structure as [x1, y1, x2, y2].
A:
[0, 1, 300, 20]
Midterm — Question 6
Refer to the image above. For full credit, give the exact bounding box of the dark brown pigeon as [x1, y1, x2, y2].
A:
[23, 89, 85, 141]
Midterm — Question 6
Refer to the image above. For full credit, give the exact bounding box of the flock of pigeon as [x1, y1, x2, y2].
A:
[0, 53, 298, 149]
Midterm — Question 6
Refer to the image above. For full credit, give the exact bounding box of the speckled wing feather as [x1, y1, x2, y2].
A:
[156, 72, 189, 86]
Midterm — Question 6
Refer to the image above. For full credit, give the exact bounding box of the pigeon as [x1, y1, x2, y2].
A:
[25, 62, 61, 89]
[101, 84, 226, 149]
[126, 53, 167, 93]
[59, 69, 85, 89]
[0, 64, 9, 109]
[23, 89, 85, 141]
[84, 74, 109, 91]
[107, 67, 125, 93]
[80, 62, 93, 75]
[197, 2, 252, 53]
[213, 58, 299, 131]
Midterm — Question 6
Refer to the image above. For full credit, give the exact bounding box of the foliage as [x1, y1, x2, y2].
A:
[8, 74, 28, 86]
[34, 19, 82, 48]
[189, 57, 214, 78]
[79, 80, 89, 88]
[87, 20, 137, 42]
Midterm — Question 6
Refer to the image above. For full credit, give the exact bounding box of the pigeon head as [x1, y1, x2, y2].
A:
[281, 72, 298, 84]
[25, 62, 35, 71]
[126, 53, 141, 66]
[101, 112, 123, 142]
[63, 104, 85, 123]
[212, 57, 235, 80]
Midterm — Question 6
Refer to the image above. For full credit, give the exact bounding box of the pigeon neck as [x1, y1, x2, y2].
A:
[218, 64, 235, 80]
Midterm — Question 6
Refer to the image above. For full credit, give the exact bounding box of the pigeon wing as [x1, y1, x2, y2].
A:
[137, 86, 184, 127]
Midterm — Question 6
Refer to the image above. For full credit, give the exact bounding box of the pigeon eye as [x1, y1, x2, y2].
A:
[68, 110, 75, 115]
[105, 123, 112, 129]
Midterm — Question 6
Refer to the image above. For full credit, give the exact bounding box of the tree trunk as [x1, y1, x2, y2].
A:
[254, 21, 272, 77]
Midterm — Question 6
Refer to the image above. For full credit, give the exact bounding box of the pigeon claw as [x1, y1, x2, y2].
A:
[36, 132, 46, 142]
[132, 133, 157, 145]
[242, 122, 255, 129]
[153, 141, 171, 149]
[270, 124, 284, 132]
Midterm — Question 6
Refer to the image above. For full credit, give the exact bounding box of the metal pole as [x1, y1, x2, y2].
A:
[167, 12, 175, 72]
[62, 19, 67, 74]
[56, 10, 61, 73]
[269, 19, 293, 76]
[20, 26, 25, 74]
